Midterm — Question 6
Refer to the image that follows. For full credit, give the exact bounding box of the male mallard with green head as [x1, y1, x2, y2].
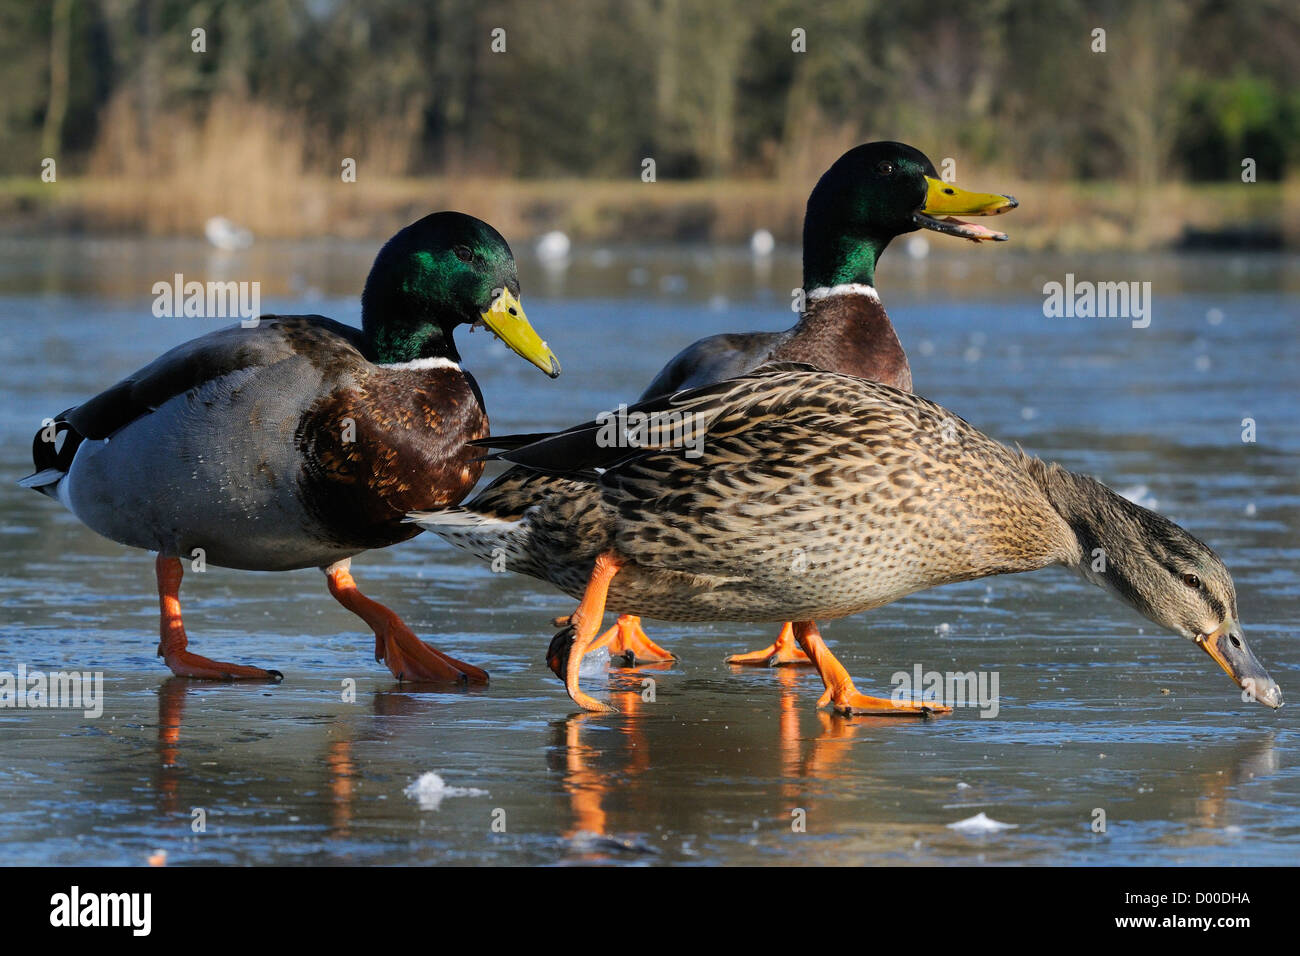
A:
[467, 142, 1017, 671]
[21, 211, 559, 685]
[643, 141, 1014, 398]
[414, 365, 1283, 716]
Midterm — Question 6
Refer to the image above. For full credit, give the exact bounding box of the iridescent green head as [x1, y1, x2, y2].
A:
[361, 212, 559, 376]
[802, 142, 1018, 289]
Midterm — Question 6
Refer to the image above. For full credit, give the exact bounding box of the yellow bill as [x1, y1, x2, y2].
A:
[480, 288, 560, 378]
[914, 177, 1019, 241]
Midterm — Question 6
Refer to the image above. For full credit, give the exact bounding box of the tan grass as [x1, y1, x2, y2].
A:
[5, 96, 1295, 253]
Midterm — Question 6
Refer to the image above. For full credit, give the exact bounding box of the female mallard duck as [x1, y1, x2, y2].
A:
[469, 142, 1017, 669]
[20, 211, 559, 685]
[413, 365, 1283, 715]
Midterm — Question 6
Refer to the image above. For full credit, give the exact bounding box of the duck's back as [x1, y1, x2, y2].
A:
[639, 289, 910, 401]
[639, 331, 785, 400]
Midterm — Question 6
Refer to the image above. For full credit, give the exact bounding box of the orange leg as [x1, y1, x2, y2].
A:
[155, 556, 282, 681]
[546, 553, 623, 713]
[725, 622, 811, 666]
[325, 561, 487, 685]
[587, 614, 677, 666]
[791, 621, 951, 717]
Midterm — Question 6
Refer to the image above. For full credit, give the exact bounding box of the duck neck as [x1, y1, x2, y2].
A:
[1029, 459, 1166, 612]
[362, 303, 460, 366]
[802, 228, 889, 291]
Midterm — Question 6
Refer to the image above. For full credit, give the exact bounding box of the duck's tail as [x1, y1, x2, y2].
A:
[20, 415, 80, 499]
[407, 507, 535, 569]
[17, 468, 64, 495]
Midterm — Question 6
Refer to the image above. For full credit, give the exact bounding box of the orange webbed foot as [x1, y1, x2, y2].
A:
[548, 553, 626, 714]
[589, 615, 676, 667]
[374, 620, 489, 685]
[158, 646, 283, 682]
[154, 556, 283, 682]
[791, 620, 950, 718]
[326, 562, 487, 686]
[816, 683, 952, 718]
[726, 622, 811, 666]
[548, 623, 617, 714]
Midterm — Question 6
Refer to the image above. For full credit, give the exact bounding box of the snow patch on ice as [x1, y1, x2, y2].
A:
[403, 772, 489, 811]
[947, 812, 1017, 834]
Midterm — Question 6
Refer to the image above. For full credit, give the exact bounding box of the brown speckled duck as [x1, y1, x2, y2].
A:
[453, 142, 1018, 669]
[413, 365, 1283, 715]
[21, 212, 559, 685]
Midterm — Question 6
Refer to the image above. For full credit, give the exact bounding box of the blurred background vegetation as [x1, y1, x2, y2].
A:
[1, 0, 1297, 248]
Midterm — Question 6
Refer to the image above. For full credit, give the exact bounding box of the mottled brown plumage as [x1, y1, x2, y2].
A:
[415, 365, 1282, 712]
[431, 287, 912, 664]
[425, 366, 1069, 620]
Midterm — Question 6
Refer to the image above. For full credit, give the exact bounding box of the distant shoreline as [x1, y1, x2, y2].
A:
[2, 177, 1295, 253]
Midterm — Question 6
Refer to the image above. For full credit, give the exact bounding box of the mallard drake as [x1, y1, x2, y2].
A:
[642, 141, 1015, 398]
[464, 142, 1018, 669]
[20, 211, 559, 685]
[413, 365, 1283, 715]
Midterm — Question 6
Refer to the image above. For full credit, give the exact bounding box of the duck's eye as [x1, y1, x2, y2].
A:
[453, 245, 474, 263]
[1182, 573, 1202, 589]
[876, 161, 894, 176]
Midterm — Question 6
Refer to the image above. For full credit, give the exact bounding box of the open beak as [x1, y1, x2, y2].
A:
[1195, 618, 1283, 709]
[913, 176, 1018, 242]
[478, 289, 560, 378]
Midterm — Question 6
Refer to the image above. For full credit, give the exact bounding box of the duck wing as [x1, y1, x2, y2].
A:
[23, 315, 368, 485]
[482, 362, 820, 480]
[638, 331, 786, 401]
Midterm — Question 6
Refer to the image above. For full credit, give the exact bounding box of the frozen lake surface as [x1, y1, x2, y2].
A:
[0, 238, 1296, 865]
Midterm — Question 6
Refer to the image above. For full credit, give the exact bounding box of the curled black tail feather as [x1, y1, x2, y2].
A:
[21, 413, 83, 494]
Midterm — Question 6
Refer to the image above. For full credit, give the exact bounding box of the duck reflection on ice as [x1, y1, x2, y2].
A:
[548, 678, 659, 861]
[151, 675, 1283, 858]
[153, 678, 476, 841]
[546, 667, 911, 859]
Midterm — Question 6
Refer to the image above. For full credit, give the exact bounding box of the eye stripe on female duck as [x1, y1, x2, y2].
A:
[489, 141, 1016, 669]
[419, 365, 1282, 716]
[20, 211, 559, 685]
